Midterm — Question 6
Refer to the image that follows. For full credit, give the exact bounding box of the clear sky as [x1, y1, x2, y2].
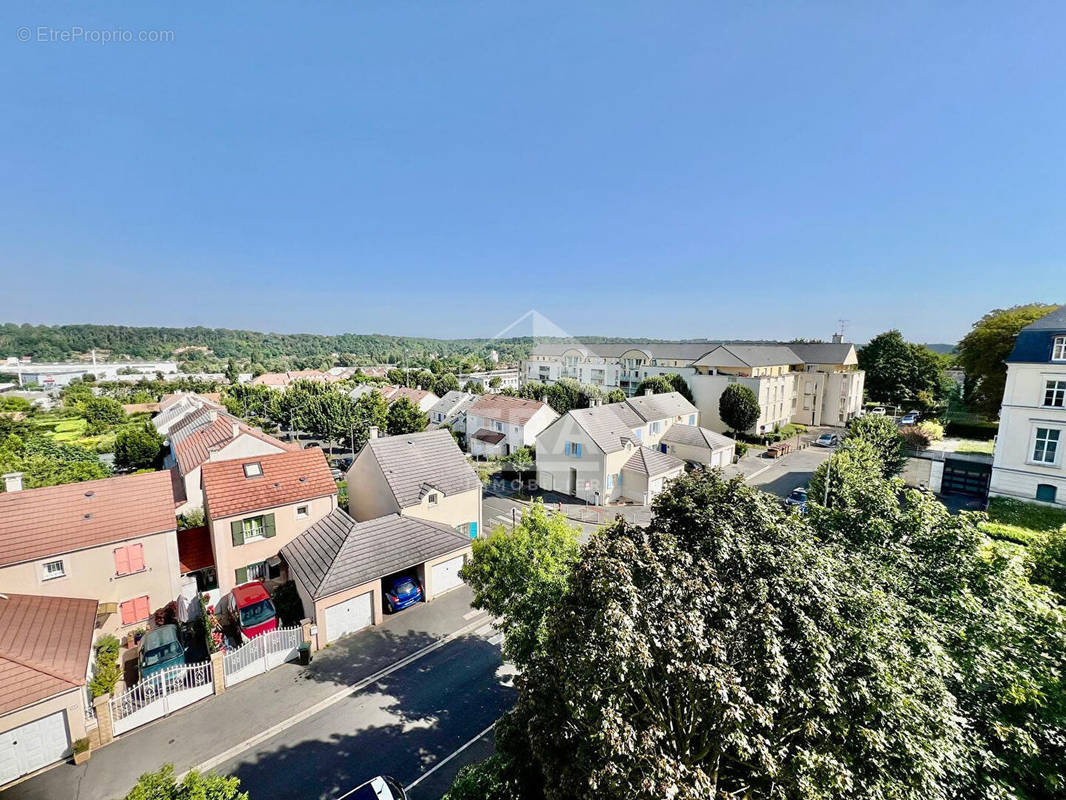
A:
[2, 2, 1063, 344]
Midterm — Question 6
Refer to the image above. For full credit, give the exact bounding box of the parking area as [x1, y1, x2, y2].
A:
[748, 445, 833, 499]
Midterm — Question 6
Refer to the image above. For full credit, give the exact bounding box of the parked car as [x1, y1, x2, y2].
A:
[871, 407, 887, 416]
[228, 581, 278, 641]
[384, 574, 423, 613]
[683, 460, 705, 472]
[138, 624, 186, 686]
[814, 433, 839, 448]
[347, 776, 407, 800]
[899, 412, 919, 425]
[332, 456, 353, 471]
[784, 487, 808, 512]
[330, 467, 344, 481]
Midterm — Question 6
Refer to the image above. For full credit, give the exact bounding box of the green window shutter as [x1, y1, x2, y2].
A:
[235, 566, 248, 585]
[263, 513, 276, 538]
[231, 520, 244, 547]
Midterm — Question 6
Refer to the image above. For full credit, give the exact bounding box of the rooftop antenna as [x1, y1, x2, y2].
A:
[837, 319, 849, 339]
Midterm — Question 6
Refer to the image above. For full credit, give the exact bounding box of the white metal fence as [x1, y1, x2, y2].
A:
[223, 626, 302, 688]
[110, 661, 213, 736]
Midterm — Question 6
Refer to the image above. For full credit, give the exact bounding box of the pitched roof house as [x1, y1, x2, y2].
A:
[201, 448, 338, 594]
[0, 471, 183, 635]
[465, 395, 559, 458]
[426, 391, 477, 433]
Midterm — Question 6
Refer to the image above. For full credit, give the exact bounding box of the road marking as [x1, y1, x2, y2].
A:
[488, 633, 504, 646]
[462, 609, 481, 620]
[474, 623, 495, 637]
[404, 721, 497, 793]
[177, 612, 491, 781]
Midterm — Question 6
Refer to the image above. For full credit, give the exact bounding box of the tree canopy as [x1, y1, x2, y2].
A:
[844, 414, 907, 477]
[122, 764, 247, 800]
[114, 424, 165, 472]
[718, 383, 760, 433]
[858, 329, 949, 408]
[386, 396, 427, 435]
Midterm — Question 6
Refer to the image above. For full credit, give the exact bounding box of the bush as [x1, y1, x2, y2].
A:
[73, 737, 90, 755]
[945, 420, 999, 440]
[1028, 527, 1066, 597]
[114, 424, 165, 471]
[733, 440, 749, 458]
[88, 634, 121, 698]
[981, 497, 1066, 548]
[900, 425, 931, 450]
[916, 420, 945, 442]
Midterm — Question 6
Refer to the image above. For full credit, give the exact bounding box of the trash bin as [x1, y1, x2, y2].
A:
[298, 641, 311, 665]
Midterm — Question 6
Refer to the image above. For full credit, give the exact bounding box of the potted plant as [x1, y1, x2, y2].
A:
[73, 737, 91, 765]
[133, 626, 147, 645]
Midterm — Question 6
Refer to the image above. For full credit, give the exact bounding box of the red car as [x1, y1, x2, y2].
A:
[230, 581, 278, 640]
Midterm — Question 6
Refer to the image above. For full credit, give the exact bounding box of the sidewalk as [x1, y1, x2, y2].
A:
[4, 588, 486, 800]
[487, 486, 652, 527]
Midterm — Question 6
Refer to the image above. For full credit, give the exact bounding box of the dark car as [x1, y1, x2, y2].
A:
[138, 624, 186, 688]
[347, 776, 407, 800]
[784, 487, 808, 512]
[384, 575, 423, 613]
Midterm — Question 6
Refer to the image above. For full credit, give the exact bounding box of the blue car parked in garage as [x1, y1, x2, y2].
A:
[384, 575, 423, 612]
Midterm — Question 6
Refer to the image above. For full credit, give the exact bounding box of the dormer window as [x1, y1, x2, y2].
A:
[428, 492, 439, 505]
[243, 462, 263, 478]
[1054, 336, 1066, 361]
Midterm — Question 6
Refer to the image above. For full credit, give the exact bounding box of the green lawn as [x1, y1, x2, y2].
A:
[953, 439, 995, 455]
[980, 497, 1066, 547]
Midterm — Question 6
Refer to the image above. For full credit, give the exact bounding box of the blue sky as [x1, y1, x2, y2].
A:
[1, 2, 1063, 344]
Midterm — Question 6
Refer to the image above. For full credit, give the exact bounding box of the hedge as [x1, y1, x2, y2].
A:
[945, 420, 998, 440]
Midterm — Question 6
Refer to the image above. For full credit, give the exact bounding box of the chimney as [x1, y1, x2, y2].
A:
[369, 426, 379, 440]
[232, 421, 240, 439]
[207, 410, 219, 422]
[2, 472, 24, 493]
[832, 333, 843, 344]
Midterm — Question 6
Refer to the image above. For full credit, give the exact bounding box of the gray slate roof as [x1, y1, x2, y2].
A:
[528, 340, 859, 367]
[622, 446, 686, 476]
[660, 424, 735, 451]
[365, 429, 480, 508]
[785, 342, 857, 365]
[1008, 305, 1066, 363]
[427, 391, 476, 421]
[1021, 305, 1066, 331]
[560, 391, 696, 455]
[692, 344, 802, 368]
[281, 508, 470, 600]
[625, 392, 697, 422]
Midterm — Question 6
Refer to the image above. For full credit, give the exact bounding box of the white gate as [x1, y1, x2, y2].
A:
[110, 661, 213, 736]
[223, 626, 302, 688]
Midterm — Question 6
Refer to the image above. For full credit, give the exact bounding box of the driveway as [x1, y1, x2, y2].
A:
[748, 446, 833, 499]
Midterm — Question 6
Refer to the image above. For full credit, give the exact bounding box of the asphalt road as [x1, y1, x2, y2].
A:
[213, 625, 514, 800]
[483, 494, 601, 540]
[748, 446, 833, 499]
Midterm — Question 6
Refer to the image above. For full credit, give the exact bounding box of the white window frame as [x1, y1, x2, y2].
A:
[1031, 427, 1061, 466]
[1043, 379, 1066, 408]
[243, 462, 263, 478]
[428, 492, 439, 505]
[242, 515, 267, 542]
[41, 559, 66, 581]
[1054, 336, 1066, 362]
[295, 504, 310, 519]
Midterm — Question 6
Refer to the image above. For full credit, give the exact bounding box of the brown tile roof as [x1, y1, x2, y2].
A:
[468, 394, 551, 426]
[0, 594, 98, 715]
[472, 428, 506, 445]
[173, 414, 292, 475]
[177, 526, 215, 573]
[387, 386, 436, 406]
[0, 471, 177, 568]
[201, 448, 337, 520]
[122, 402, 160, 414]
[249, 371, 334, 387]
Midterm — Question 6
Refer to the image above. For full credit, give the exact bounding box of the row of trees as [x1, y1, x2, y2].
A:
[447, 416, 1065, 800]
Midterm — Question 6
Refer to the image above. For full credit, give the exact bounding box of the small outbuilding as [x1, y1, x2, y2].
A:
[657, 424, 736, 468]
[281, 508, 472, 646]
[620, 446, 686, 505]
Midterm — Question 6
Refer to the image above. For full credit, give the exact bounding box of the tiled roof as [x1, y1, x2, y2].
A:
[389, 386, 437, 406]
[0, 471, 177, 568]
[173, 414, 292, 475]
[623, 446, 686, 477]
[468, 395, 552, 426]
[472, 429, 506, 445]
[625, 392, 697, 422]
[177, 526, 214, 573]
[201, 448, 337, 520]
[282, 509, 469, 600]
[660, 424, 735, 451]
[0, 594, 98, 715]
[363, 430, 480, 508]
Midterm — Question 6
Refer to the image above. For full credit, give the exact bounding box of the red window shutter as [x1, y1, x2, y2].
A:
[134, 595, 150, 621]
[120, 599, 136, 625]
[114, 547, 130, 576]
[128, 544, 145, 572]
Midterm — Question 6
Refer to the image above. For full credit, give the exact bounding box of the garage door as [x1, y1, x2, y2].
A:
[324, 592, 373, 643]
[431, 555, 465, 596]
[942, 459, 991, 498]
[0, 711, 71, 785]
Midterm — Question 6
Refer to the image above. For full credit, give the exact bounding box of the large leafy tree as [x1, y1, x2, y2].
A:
[845, 414, 907, 477]
[114, 424, 165, 471]
[543, 378, 582, 414]
[348, 390, 389, 453]
[460, 501, 581, 668]
[386, 396, 427, 435]
[957, 304, 1060, 416]
[718, 383, 759, 433]
[123, 764, 247, 800]
[1, 434, 111, 490]
[80, 396, 127, 434]
[633, 375, 673, 396]
[858, 330, 947, 407]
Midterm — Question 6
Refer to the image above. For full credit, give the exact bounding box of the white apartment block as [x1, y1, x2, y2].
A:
[990, 306, 1066, 507]
[523, 337, 864, 434]
[456, 368, 520, 393]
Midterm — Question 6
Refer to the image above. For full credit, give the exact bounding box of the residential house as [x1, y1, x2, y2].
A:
[658, 424, 735, 468]
[348, 385, 440, 414]
[990, 305, 1066, 507]
[465, 394, 559, 458]
[158, 401, 294, 514]
[152, 392, 223, 436]
[426, 391, 477, 434]
[522, 335, 865, 434]
[200, 448, 338, 596]
[0, 471, 183, 635]
[250, 370, 336, 389]
[281, 509, 472, 644]
[0, 593, 99, 786]
[345, 429, 482, 538]
[534, 391, 699, 505]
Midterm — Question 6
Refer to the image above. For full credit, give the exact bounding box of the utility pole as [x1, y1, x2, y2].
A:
[823, 453, 832, 506]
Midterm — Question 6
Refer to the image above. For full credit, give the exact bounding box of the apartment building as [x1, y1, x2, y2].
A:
[990, 305, 1066, 507]
[523, 336, 864, 434]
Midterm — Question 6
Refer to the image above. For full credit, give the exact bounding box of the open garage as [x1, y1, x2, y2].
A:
[281, 509, 472, 646]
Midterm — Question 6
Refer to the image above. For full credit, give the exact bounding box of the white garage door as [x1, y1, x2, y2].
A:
[324, 592, 373, 643]
[431, 555, 465, 596]
[0, 711, 71, 785]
